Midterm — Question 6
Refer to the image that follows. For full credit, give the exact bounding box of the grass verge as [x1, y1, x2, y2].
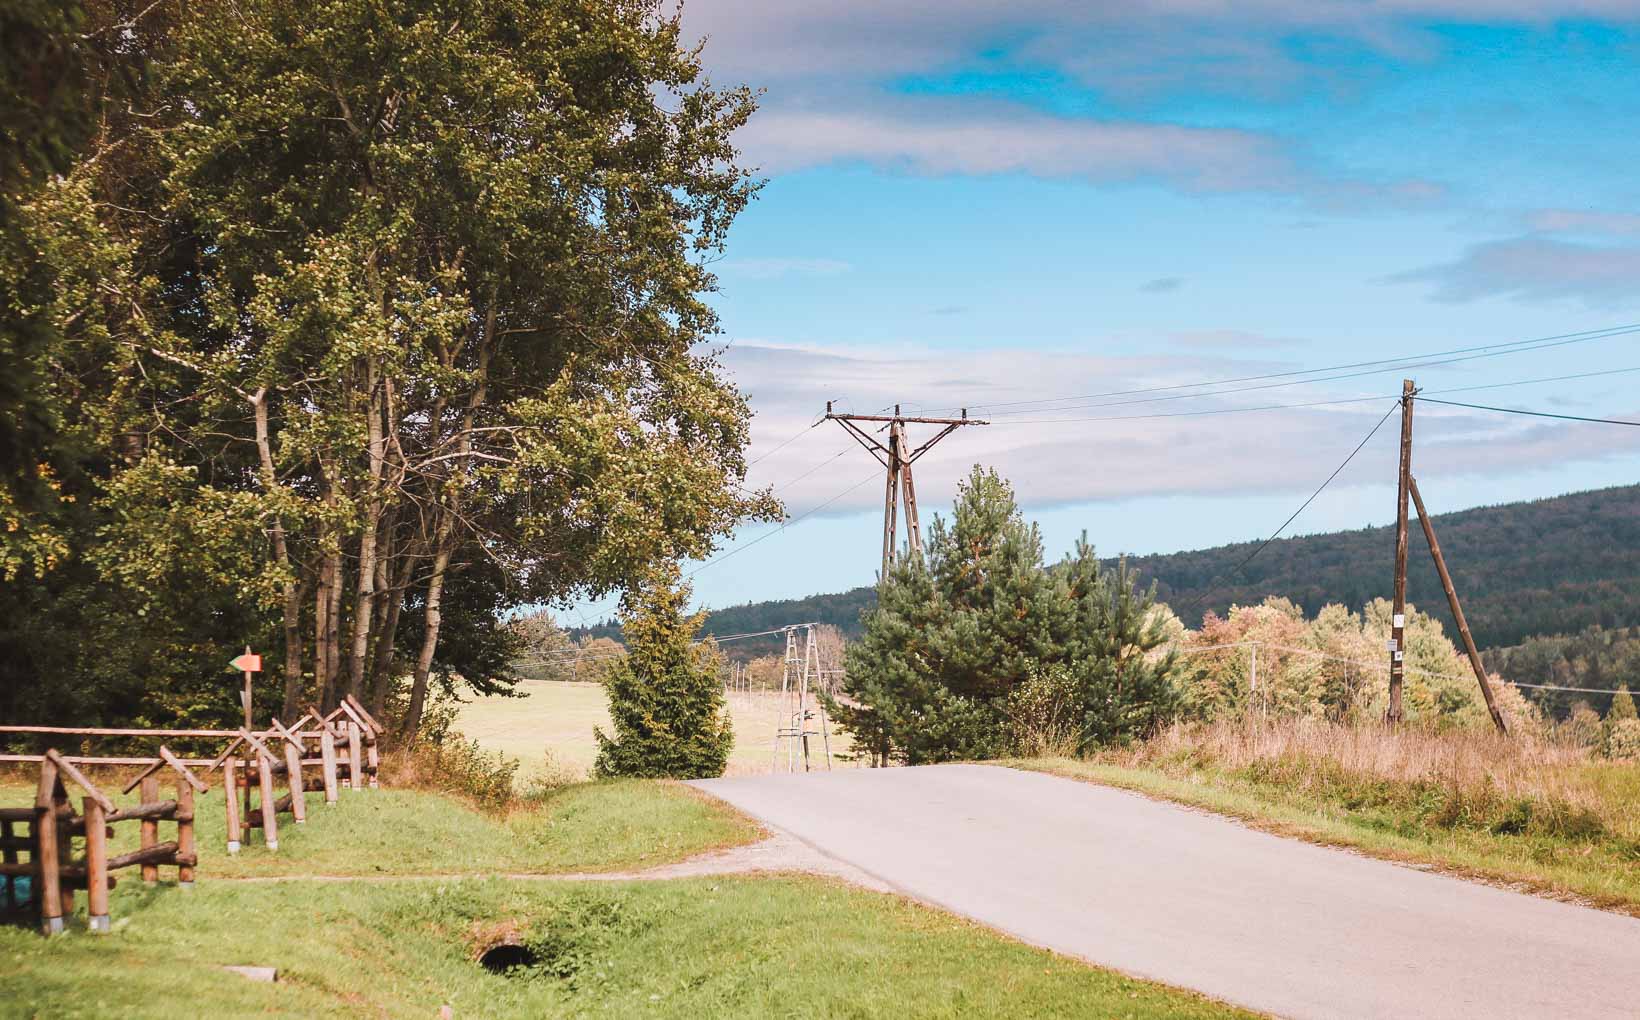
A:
[0, 875, 1255, 1019]
[1013, 719, 1640, 915]
[0, 778, 759, 878]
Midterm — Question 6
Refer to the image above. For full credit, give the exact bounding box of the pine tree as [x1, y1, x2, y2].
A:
[833, 468, 1178, 763]
[594, 568, 732, 779]
[1607, 684, 1637, 722]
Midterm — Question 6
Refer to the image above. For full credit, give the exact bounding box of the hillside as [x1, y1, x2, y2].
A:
[572, 483, 1640, 660]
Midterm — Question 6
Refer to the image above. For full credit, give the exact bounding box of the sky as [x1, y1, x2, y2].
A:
[574, 2, 1640, 625]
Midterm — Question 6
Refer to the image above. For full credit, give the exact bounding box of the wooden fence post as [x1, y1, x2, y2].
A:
[283, 738, 306, 823]
[256, 752, 279, 851]
[176, 779, 196, 887]
[35, 761, 63, 935]
[223, 757, 241, 854]
[139, 775, 160, 885]
[346, 721, 363, 791]
[84, 796, 110, 933]
[320, 729, 339, 804]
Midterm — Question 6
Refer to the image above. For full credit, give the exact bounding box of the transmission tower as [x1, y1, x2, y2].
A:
[825, 403, 988, 580]
[771, 624, 832, 772]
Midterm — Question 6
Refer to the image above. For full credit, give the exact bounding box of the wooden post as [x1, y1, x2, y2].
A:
[1388, 378, 1415, 725]
[346, 721, 363, 791]
[283, 739, 306, 823]
[320, 728, 339, 803]
[84, 796, 110, 932]
[176, 779, 196, 887]
[222, 757, 242, 853]
[1409, 476, 1510, 734]
[35, 761, 63, 935]
[256, 753, 279, 851]
[881, 418, 900, 581]
[139, 775, 160, 884]
[364, 732, 380, 789]
[1, 818, 13, 911]
[896, 421, 922, 561]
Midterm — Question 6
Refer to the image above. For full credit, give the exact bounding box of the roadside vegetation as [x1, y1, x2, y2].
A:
[1020, 717, 1640, 914]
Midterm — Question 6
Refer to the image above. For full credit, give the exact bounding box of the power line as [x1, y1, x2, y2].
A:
[1172, 400, 1401, 624]
[685, 470, 883, 579]
[917, 322, 1640, 417]
[1418, 397, 1640, 428]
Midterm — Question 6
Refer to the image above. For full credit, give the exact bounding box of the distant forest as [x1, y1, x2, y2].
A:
[571, 483, 1640, 662]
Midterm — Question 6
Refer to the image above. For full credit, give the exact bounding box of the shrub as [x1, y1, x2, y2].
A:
[1602, 718, 1640, 761]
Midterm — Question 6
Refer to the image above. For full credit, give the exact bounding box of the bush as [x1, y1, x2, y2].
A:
[1602, 718, 1640, 761]
[1007, 666, 1082, 757]
[381, 695, 520, 809]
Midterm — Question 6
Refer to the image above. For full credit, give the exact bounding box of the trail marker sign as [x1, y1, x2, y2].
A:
[230, 652, 262, 673]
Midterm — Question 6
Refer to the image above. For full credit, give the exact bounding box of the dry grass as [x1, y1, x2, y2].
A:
[1020, 716, 1640, 914]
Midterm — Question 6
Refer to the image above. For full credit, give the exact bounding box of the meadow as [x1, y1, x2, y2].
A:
[457, 681, 856, 779]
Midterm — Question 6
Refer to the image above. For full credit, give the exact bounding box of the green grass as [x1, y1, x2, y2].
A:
[0, 876, 1255, 1019]
[1016, 754, 1640, 915]
[457, 681, 855, 779]
[0, 779, 759, 878]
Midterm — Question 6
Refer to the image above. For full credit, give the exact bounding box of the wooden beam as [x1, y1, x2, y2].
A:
[1409, 476, 1510, 735]
[43, 750, 114, 813]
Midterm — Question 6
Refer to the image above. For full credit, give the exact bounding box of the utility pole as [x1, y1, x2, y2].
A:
[826, 403, 988, 581]
[1388, 379, 1415, 725]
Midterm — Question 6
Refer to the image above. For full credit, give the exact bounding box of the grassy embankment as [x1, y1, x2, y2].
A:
[457, 680, 857, 779]
[1018, 719, 1640, 913]
[0, 773, 1255, 1019]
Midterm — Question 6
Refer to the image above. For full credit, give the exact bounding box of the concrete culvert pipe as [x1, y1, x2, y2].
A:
[477, 939, 538, 974]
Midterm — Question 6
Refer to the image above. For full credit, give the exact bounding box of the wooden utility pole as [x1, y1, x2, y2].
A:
[1388, 379, 1415, 725]
[1409, 477, 1510, 734]
[826, 404, 988, 581]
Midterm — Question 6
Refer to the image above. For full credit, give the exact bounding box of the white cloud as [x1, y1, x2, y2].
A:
[724, 342, 1640, 519]
[1388, 237, 1640, 306]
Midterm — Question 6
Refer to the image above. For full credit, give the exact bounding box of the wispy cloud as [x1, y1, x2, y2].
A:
[1140, 277, 1185, 293]
[1387, 237, 1640, 306]
[1526, 208, 1640, 236]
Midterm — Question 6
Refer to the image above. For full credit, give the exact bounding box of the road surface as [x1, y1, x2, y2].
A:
[693, 764, 1640, 1020]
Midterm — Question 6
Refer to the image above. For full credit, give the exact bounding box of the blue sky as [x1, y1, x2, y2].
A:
[573, 3, 1640, 625]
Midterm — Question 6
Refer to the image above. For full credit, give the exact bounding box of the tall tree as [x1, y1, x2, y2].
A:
[5, 0, 776, 731]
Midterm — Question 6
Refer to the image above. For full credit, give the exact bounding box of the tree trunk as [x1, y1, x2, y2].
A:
[405, 520, 455, 739]
[369, 551, 405, 717]
[346, 365, 387, 701]
[249, 390, 307, 720]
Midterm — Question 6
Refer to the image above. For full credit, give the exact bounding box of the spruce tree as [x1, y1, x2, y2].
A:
[1608, 684, 1637, 722]
[594, 568, 732, 779]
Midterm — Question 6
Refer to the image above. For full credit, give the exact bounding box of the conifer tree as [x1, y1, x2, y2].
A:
[1608, 684, 1637, 722]
[834, 467, 1180, 763]
[594, 567, 733, 779]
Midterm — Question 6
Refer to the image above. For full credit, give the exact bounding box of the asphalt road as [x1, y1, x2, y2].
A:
[693, 764, 1640, 1020]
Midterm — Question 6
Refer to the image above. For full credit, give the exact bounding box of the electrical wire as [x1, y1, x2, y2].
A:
[916, 322, 1640, 417]
[1171, 400, 1402, 623]
[685, 470, 884, 579]
[1418, 398, 1640, 427]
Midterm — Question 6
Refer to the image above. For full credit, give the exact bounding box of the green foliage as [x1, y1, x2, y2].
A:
[1601, 719, 1640, 761]
[834, 467, 1180, 764]
[1, 0, 776, 730]
[594, 568, 733, 779]
[1608, 684, 1637, 722]
[1486, 625, 1640, 721]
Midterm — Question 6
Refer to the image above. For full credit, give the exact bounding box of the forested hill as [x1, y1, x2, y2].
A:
[572, 483, 1640, 658]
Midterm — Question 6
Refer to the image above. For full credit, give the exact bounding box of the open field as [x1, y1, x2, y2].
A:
[0, 777, 757, 879]
[1017, 718, 1640, 915]
[457, 681, 855, 779]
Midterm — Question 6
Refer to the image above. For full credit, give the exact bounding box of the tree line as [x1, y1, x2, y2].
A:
[641, 482, 1640, 661]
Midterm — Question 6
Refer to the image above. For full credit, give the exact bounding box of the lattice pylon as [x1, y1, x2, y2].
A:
[770, 624, 834, 773]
